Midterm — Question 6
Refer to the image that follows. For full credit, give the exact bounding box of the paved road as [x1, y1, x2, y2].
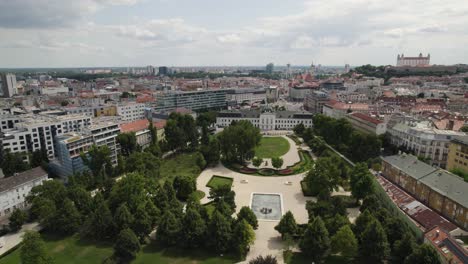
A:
[0, 222, 41, 256]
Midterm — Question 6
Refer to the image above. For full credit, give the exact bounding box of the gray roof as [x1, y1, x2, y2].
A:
[382, 154, 437, 180]
[383, 154, 468, 207]
[0, 167, 48, 193]
[452, 135, 468, 146]
[420, 170, 468, 207]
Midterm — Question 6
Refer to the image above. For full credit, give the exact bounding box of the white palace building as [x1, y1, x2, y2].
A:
[216, 109, 313, 131]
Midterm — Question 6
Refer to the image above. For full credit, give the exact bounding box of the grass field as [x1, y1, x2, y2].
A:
[159, 152, 202, 183]
[254, 137, 290, 159]
[206, 175, 233, 189]
[0, 232, 238, 264]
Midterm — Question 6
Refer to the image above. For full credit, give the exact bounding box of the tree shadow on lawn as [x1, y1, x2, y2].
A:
[141, 241, 241, 263]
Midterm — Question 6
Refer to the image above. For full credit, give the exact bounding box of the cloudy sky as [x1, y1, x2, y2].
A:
[0, 0, 467, 67]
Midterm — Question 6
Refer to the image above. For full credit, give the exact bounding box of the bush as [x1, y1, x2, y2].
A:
[301, 181, 314, 196]
[258, 168, 275, 176]
[279, 169, 293, 175]
[248, 255, 278, 264]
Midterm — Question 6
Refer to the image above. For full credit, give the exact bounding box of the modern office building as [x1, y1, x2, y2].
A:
[1, 73, 17, 98]
[447, 136, 468, 173]
[50, 133, 94, 178]
[154, 89, 227, 112]
[0, 167, 48, 220]
[381, 153, 468, 229]
[216, 109, 313, 131]
[158, 66, 169, 75]
[266, 63, 274, 74]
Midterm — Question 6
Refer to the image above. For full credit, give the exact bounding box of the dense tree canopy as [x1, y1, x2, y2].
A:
[116, 132, 138, 156]
[164, 113, 199, 151]
[275, 211, 298, 239]
[20, 231, 52, 264]
[114, 228, 140, 260]
[1, 150, 30, 177]
[218, 120, 261, 163]
[299, 217, 331, 262]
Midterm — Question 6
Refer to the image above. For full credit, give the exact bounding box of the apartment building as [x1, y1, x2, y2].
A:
[216, 109, 313, 131]
[0, 114, 92, 160]
[447, 136, 468, 173]
[154, 89, 226, 112]
[345, 112, 387, 135]
[225, 88, 266, 104]
[119, 119, 166, 148]
[388, 121, 466, 168]
[117, 103, 146, 121]
[381, 154, 468, 229]
[304, 91, 329, 114]
[0, 167, 48, 220]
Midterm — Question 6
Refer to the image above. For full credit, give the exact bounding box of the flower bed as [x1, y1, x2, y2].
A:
[258, 168, 275, 176]
[240, 167, 257, 174]
[278, 169, 294, 175]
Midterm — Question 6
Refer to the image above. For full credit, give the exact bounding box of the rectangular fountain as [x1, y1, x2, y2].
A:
[250, 193, 283, 221]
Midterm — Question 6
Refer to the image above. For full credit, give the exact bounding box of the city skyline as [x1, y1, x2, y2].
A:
[1, 0, 468, 67]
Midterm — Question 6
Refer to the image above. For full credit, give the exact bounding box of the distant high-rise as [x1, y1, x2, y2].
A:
[0, 73, 17, 98]
[286, 63, 291, 77]
[266, 63, 274, 74]
[344, 64, 350, 73]
[397, 53, 430, 67]
[159, 66, 169, 75]
[146, 65, 155, 75]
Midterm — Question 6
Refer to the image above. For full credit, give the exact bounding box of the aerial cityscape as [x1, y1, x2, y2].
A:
[1, 1, 468, 264]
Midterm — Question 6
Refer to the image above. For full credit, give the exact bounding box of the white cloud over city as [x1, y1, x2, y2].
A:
[0, 0, 467, 67]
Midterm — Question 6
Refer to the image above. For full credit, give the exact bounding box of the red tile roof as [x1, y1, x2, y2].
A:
[120, 119, 166, 133]
[350, 112, 383, 125]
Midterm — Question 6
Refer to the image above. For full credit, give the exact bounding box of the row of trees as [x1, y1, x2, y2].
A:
[290, 126, 440, 263]
[309, 115, 382, 163]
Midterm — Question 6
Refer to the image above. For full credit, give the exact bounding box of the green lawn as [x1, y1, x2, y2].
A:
[0, 232, 238, 264]
[254, 137, 290, 159]
[159, 152, 202, 183]
[206, 175, 233, 189]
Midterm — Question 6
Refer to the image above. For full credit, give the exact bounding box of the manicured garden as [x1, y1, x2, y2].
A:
[0, 232, 237, 264]
[226, 150, 313, 176]
[254, 137, 290, 159]
[206, 175, 233, 189]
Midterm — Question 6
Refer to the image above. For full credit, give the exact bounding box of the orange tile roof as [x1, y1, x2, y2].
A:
[120, 119, 166, 133]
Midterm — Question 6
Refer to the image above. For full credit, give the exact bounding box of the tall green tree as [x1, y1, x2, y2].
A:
[173, 175, 196, 200]
[81, 145, 112, 178]
[275, 211, 298, 239]
[331, 225, 358, 257]
[237, 206, 258, 230]
[208, 211, 232, 253]
[84, 200, 114, 239]
[156, 211, 182, 246]
[116, 132, 137, 156]
[125, 152, 160, 179]
[304, 157, 340, 196]
[359, 220, 390, 263]
[232, 219, 255, 257]
[181, 207, 207, 248]
[9, 208, 27, 231]
[29, 149, 49, 168]
[209, 184, 236, 213]
[132, 206, 153, 240]
[350, 163, 375, 200]
[353, 209, 374, 242]
[392, 232, 417, 263]
[293, 123, 306, 136]
[1, 150, 30, 177]
[404, 244, 441, 264]
[299, 217, 331, 262]
[218, 120, 261, 163]
[114, 228, 141, 260]
[200, 137, 221, 166]
[53, 198, 81, 234]
[20, 231, 52, 264]
[114, 203, 134, 231]
[148, 120, 158, 145]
